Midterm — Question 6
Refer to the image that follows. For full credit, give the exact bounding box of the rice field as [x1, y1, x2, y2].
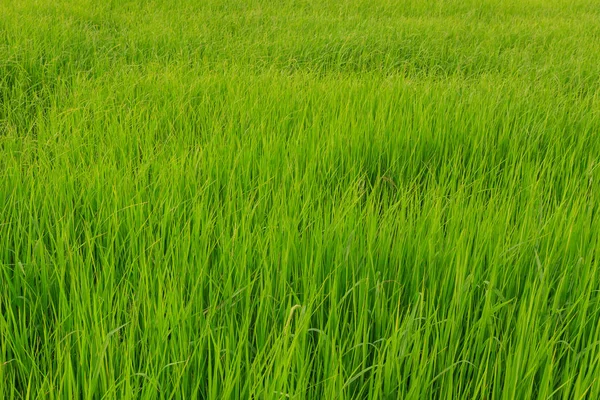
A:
[1, 0, 600, 398]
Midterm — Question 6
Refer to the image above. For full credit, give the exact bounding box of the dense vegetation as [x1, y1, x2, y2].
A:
[2, 0, 600, 398]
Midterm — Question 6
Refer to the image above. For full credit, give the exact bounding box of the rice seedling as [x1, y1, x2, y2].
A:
[1, 0, 600, 398]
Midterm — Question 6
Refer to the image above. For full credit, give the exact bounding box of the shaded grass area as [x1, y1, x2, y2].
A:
[1, 0, 600, 398]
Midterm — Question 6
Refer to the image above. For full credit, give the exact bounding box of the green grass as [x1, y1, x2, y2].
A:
[2, 0, 600, 398]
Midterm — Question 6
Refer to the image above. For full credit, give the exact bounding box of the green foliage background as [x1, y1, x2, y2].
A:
[1, 0, 600, 398]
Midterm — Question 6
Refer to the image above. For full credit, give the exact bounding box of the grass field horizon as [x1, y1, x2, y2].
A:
[2, 0, 600, 398]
